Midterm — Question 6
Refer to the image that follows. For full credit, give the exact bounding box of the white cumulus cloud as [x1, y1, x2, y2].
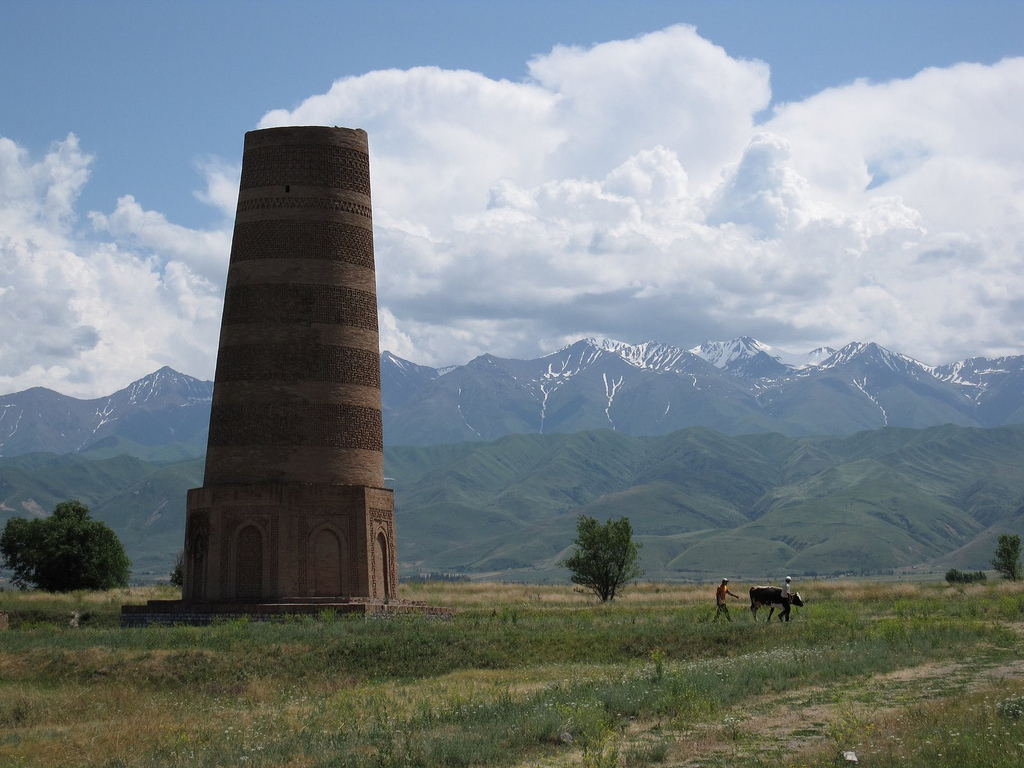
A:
[257, 26, 1024, 367]
[3, 25, 1024, 398]
[0, 135, 229, 397]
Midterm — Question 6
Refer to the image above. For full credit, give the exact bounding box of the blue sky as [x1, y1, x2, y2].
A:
[2, 1, 1024, 396]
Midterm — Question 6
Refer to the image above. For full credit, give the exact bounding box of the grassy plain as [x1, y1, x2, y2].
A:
[1, 580, 1024, 767]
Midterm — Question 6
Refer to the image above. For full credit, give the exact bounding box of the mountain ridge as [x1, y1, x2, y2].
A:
[0, 367, 212, 458]
[381, 337, 1024, 446]
[4, 336, 1024, 457]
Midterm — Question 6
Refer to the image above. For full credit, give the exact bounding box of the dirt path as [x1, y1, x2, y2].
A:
[665, 656, 1024, 766]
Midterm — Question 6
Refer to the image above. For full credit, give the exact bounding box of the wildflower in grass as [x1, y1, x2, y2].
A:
[997, 696, 1024, 719]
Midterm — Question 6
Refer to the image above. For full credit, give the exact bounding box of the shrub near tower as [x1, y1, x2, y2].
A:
[0, 500, 130, 591]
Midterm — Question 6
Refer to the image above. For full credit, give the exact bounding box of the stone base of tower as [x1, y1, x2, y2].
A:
[181, 482, 398, 603]
[120, 481, 455, 627]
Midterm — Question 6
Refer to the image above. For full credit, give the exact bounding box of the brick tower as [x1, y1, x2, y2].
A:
[181, 126, 397, 605]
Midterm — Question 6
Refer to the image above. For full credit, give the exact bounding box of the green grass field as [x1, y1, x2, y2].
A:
[2, 580, 1024, 767]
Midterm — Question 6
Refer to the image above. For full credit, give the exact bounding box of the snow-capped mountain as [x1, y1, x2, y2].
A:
[690, 336, 777, 368]
[805, 346, 838, 367]
[380, 338, 767, 446]
[933, 355, 1024, 426]
[578, 338, 698, 373]
[0, 367, 213, 457]
[5, 337, 1024, 456]
[689, 336, 835, 377]
[381, 337, 1024, 445]
[816, 342, 931, 375]
[380, 351, 442, 410]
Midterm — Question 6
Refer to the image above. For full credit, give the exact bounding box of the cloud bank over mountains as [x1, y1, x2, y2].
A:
[2, 25, 1023, 397]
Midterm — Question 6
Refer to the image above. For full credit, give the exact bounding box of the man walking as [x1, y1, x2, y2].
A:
[715, 578, 740, 621]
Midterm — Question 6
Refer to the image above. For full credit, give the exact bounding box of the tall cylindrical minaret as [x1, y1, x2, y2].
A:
[205, 126, 384, 488]
[182, 126, 397, 604]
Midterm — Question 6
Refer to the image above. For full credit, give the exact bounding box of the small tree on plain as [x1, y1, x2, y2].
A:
[169, 550, 184, 587]
[0, 500, 131, 591]
[991, 534, 1023, 582]
[560, 515, 643, 602]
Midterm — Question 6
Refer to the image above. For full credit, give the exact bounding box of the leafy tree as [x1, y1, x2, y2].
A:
[991, 534, 1023, 581]
[169, 550, 184, 587]
[0, 500, 131, 591]
[560, 515, 643, 602]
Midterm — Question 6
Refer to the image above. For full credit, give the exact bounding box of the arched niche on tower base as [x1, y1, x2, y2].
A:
[232, 522, 267, 601]
[189, 529, 209, 602]
[308, 523, 350, 598]
[183, 509, 210, 603]
[374, 530, 391, 600]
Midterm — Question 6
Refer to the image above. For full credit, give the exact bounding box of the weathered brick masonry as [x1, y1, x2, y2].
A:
[123, 127, 420, 625]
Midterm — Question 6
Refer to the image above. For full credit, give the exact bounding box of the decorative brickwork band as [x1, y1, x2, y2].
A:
[228, 220, 374, 269]
[220, 284, 379, 331]
[236, 196, 372, 219]
[214, 344, 381, 388]
[369, 507, 394, 523]
[209, 402, 384, 452]
[240, 144, 371, 196]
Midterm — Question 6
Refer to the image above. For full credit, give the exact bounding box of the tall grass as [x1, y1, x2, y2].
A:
[1, 579, 1022, 767]
[794, 682, 1024, 768]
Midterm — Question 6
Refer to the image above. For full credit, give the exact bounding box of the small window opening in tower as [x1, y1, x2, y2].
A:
[285, 184, 290, 193]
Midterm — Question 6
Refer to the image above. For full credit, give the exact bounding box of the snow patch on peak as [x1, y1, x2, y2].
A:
[620, 342, 695, 372]
[690, 337, 777, 368]
[934, 356, 1024, 387]
[804, 347, 837, 367]
[819, 342, 933, 374]
[818, 342, 864, 369]
[690, 338, 849, 373]
[571, 337, 628, 354]
[546, 338, 701, 377]
[379, 351, 410, 372]
[587, 339, 700, 373]
[119, 367, 211, 406]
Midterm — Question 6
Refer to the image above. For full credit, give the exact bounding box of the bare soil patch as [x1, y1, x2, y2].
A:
[668, 656, 1024, 766]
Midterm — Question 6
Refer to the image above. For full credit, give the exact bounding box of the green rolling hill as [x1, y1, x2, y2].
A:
[3, 424, 1024, 583]
[0, 452, 203, 579]
[385, 424, 1024, 581]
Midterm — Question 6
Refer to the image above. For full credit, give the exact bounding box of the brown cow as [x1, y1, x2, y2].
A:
[749, 586, 804, 622]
